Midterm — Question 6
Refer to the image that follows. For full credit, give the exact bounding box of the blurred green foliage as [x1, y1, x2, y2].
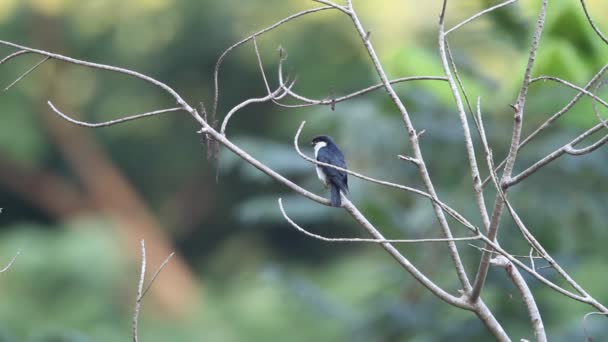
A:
[0, 0, 607, 340]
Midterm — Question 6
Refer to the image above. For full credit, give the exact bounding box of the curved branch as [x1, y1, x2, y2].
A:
[507, 122, 608, 186]
[220, 82, 293, 135]
[0, 249, 20, 273]
[211, 6, 334, 118]
[47, 102, 184, 128]
[0, 40, 196, 115]
[445, 0, 518, 35]
[0, 50, 30, 65]
[580, 0, 608, 45]
[279, 198, 481, 244]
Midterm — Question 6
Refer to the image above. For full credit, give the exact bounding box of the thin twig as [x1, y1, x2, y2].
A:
[141, 252, 175, 298]
[48, 102, 183, 128]
[0, 50, 30, 65]
[212, 6, 334, 118]
[531, 76, 608, 113]
[132, 240, 175, 342]
[0, 249, 20, 273]
[312, 0, 350, 14]
[445, 0, 519, 35]
[468, 244, 545, 260]
[133, 240, 146, 342]
[0, 40, 197, 115]
[582, 311, 607, 342]
[279, 198, 481, 244]
[220, 84, 291, 135]
[4, 56, 49, 91]
[579, 0, 608, 45]
[276, 57, 448, 107]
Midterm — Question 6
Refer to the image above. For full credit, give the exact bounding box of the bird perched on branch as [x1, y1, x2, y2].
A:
[311, 135, 348, 207]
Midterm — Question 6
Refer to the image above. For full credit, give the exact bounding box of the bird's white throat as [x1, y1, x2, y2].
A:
[313, 141, 327, 158]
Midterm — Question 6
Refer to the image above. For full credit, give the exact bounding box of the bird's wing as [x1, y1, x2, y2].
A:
[317, 149, 348, 192]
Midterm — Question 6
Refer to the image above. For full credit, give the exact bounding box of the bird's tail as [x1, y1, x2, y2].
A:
[330, 185, 342, 207]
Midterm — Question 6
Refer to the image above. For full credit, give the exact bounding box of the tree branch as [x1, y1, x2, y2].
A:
[212, 6, 335, 118]
[492, 256, 546, 342]
[445, 0, 519, 35]
[132, 240, 175, 342]
[0, 249, 20, 273]
[482, 64, 608, 187]
[470, 0, 548, 303]
[279, 198, 481, 244]
[346, 0, 472, 293]
[47, 102, 184, 128]
[3, 56, 49, 91]
[579, 0, 608, 45]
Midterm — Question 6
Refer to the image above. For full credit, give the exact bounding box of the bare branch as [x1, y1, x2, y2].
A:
[482, 64, 608, 187]
[582, 311, 608, 342]
[4, 56, 49, 91]
[0, 40, 197, 115]
[212, 6, 334, 118]
[132, 240, 175, 342]
[478, 106, 608, 313]
[141, 252, 175, 299]
[468, 244, 545, 260]
[338, 197, 474, 310]
[279, 198, 481, 244]
[0, 50, 30, 65]
[492, 256, 546, 342]
[312, 0, 350, 14]
[133, 240, 146, 342]
[251, 35, 272, 95]
[347, 0, 473, 294]
[531, 76, 608, 115]
[445, 0, 519, 35]
[47, 102, 183, 128]
[507, 122, 608, 186]
[470, 0, 548, 303]
[220, 83, 292, 135]
[0, 249, 20, 273]
[580, 0, 608, 45]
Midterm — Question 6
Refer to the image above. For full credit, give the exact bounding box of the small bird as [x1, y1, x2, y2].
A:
[311, 135, 348, 207]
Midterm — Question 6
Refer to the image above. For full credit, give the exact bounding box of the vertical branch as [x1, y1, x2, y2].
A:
[345, 0, 471, 292]
[132, 240, 175, 342]
[438, 5, 491, 231]
[133, 240, 146, 342]
[470, 0, 548, 303]
[493, 256, 546, 341]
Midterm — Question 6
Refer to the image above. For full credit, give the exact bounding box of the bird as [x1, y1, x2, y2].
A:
[311, 135, 348, 207]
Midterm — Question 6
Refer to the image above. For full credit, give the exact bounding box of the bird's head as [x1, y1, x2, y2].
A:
[311, 135, 334, 148]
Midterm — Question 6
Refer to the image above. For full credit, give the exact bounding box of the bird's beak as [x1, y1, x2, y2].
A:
[310, 141, 314, 147]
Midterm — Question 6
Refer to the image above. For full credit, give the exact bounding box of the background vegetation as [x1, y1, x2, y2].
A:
[0, 0, 607, 340]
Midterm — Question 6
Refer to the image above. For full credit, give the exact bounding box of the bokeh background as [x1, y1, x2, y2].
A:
[0, 0, 607, 340]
